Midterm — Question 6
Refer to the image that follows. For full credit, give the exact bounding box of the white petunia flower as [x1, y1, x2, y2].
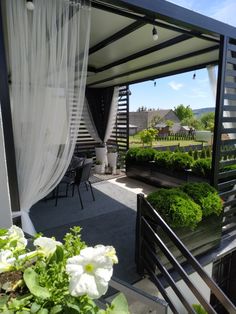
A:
[66, 245, 117, 299]
[0, 250, 14, 273]
[0, 225, 27, 251]
[34, 237, 62, 257]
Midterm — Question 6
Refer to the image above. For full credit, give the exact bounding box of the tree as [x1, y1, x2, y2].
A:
[139, 128, 158, 147]
[200, 112, 215, 131]
[174, 104, 193, 121]
[149, 114, 162, 128]
[165, 119, 174, 132]
[181, 117, 203, 130]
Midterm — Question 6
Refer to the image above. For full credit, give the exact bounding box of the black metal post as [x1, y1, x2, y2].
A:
[0, 4, 20, 213]
[135, 194, 144, 275]
[211, 35, 228, 188]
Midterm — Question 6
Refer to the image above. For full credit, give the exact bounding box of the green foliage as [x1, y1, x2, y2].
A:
[206, 146, 211, 158]
[138, 128, 158, 146]
[188, 147, 193, 157]
[200, 148, 206, 159]
[99, 293, 129, 314]
[200, 112, 215, 131]
[125, 147, 140, 161]
[154, 151, 172, 168]
[169, 152, 194, 171]
[165, 119, 174, 129]
[147, 189, 202, 230]
[135, 148, 157, 162]
[174, 104, 194, 121]
[192, 304, 208, 314]
[181, 117, 203, 130]
[192, 158, 212, 178]
[193, 149, 199, 160]
[181, 183, 223, 217]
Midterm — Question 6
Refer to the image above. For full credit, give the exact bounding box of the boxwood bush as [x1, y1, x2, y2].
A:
[192, 158, 212, 178]
[125, 147, 140, 161]
[181, 182, 223, 217]
[169, 152, 194, 171]
[135, 148, 157, 162]
[154, 150, 172, 168]
[147, 188, 202, 230]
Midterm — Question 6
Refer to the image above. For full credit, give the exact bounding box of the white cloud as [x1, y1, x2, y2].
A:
[168, 81, 184, 91]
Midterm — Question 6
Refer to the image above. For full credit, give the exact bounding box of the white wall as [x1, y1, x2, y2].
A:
[0, 106, 12, 228]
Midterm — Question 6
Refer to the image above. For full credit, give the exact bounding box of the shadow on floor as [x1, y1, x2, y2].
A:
[30, 182, 141, 284]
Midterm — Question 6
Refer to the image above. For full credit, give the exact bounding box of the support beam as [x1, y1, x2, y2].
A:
[0, 3, 20, 225]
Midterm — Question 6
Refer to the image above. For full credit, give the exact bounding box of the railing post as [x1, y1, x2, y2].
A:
[135, 193, 144, 275]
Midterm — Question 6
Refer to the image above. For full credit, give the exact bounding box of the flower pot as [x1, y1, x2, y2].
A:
[95, 147, 108, 166]
[95, 164, 105, 174]
[107, 152, 117, 168]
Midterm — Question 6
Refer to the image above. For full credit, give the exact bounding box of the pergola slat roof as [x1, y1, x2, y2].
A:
[87, 0, 236, 88]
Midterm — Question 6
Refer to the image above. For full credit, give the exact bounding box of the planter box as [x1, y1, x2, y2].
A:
[126, 160, 209, 188]
[136, 195, 222, 273]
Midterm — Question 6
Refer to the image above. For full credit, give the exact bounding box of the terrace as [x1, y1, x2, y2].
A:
[1, 0, 236, 313]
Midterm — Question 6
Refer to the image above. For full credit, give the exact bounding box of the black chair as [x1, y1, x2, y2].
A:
[73, 162, 95, 209]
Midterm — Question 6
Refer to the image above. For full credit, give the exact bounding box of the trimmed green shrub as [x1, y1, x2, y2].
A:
[181, 182, 223, 217]
[147, 188, 202, 230]
[169, 152, 194, 171]
[188, 147, 193, 157]
[206, 146, 211, 158]
[125, 147, 140, 161]
[200, 148, 206, 159]
[192, 158, 212, 178]
[135, 148, 157, 162]
[154, 150, 173, 168]
[193, 149, 199, 160]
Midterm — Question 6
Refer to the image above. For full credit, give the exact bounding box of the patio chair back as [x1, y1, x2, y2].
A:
[74, 162, 93, 185]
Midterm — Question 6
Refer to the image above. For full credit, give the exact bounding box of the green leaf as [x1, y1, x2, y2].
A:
[0, 238, 8, 249]
[31, 302, 41, 313]
[49, 245, 64, 264]
[0, 229, 7, 236]
[50, 305, 63, 314]
[108, 293, 129, 314]
[23, 268, 51, 299]
[0, 295, 8, 308]
[65, 303, 81, 313]
[38, 309, 49, 314]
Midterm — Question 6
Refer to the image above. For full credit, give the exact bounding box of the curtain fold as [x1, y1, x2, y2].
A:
[4, 0, 91, 234]
[84, 87, 119, 143]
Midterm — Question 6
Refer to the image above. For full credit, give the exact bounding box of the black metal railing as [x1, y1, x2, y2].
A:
[136, 194, 236, 314]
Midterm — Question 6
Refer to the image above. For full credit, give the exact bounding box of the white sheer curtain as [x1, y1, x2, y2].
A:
[82, 97, 101, 143]
[104, 87, 119, 143]
[4, 0, 91, 234]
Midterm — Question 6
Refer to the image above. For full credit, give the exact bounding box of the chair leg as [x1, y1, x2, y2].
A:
[88, 181, 95, 201]
[85, 182, 88, 191]
[72, 184, 75, 197]
[77, 186, 84, 209]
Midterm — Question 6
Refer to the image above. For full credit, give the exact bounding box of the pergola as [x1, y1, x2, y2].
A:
[1, 0, 236, 240]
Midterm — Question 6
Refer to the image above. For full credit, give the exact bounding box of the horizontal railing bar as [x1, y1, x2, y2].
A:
[220, 159, 236, 166]
[223, 198, 236, 207]
[224, 94, 236, 101]
[224, 207, 236, 217]
[227, 57, 236, 65]
[222, 216, 236, 226]
[222, 117, 236, 123]
[219, 188, 236, 198]
[219, 169, 236, 179]
[221, 128, 236, 133]
[110, 277, 168, 313]
[225, 81, 236, 89]
[218, 178, 236, 189]
[226, 70, 236, 77]
[141, 196, 236, 313]
[142, 217, 216, 314]
[143, 260, 179, 314]
[228, 44, 236, 52]
[143, 239, 196, 314]
[223, 105, 236, 111]
[222, 222, 236, 235]
[220, 150, 236, 156]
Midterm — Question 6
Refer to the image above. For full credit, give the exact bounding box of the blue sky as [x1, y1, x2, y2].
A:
[129, 0, 236, 111]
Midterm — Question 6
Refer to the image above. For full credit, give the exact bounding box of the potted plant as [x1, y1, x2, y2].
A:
[0, 226, 129, 313]
[107, 146, 118, 172]
[95, 160, 105, 174]
[136, 182, 223, 270]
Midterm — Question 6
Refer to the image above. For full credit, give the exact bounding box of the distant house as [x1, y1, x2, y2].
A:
[129, 109, 180, 132]
[129, 124, 138, 135]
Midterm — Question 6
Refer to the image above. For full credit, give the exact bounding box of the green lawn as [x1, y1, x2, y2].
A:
[129, 134, 205, 148]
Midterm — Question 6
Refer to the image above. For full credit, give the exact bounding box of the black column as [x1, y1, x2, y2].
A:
[0, 4, 20, 212]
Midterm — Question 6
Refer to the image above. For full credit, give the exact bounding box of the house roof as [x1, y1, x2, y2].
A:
[85, 0, 236, 88]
